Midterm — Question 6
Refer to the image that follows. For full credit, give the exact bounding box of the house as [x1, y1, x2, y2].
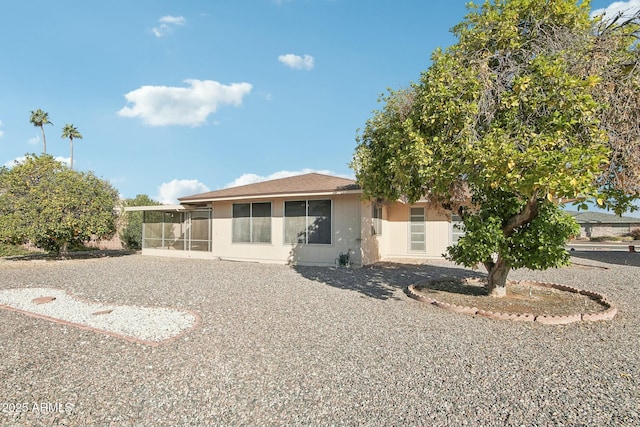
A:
[127, 173, 460, 266]
[567, 211, 640, 238]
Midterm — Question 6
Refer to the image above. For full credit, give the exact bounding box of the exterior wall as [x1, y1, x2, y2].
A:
[85, 234, 123, 250]
[139, 196, 457, 266]
[579, 223, 640, 238]
[141, 248, 218, 260]
[382, 201, 452, 260]
[360, 201, 383, 265]
[209, 194, 362, 266]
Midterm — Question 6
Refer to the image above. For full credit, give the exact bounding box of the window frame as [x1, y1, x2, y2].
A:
[232, 202, 272, 244]
[409, 206, 426, 252]
[451, 214, 465, 245]
[372, 203, 383, 236]
[284, 199, 333, 245]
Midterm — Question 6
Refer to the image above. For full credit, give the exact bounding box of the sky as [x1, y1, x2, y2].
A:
[0, 0, 638, 207]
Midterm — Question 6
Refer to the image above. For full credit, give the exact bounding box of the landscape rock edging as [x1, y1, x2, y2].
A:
[406, 280, 617, 324]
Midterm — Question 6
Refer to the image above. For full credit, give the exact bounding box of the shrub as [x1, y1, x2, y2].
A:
[0, 244, 32, 257]
[590, 235, 623, 242]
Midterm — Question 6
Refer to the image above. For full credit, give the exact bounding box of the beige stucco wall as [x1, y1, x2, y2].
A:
[578, 223, 640, 238]
[209, 194, 362, 266]
[140, 197, 456, 265]
[381, 201, 451, 260]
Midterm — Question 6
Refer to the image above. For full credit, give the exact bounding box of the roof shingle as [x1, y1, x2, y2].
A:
[179, 173, 359, 202]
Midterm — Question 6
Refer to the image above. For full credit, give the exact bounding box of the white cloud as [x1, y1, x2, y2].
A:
[3, 156, 24, 168]
[278, 54, 315, 70]
[225, 169, 354, 188]
[591, 0, 640, 20]
[159, 16, 186, 25]
[4, 156, 70, 168]
[28, 135, 39, 145]
[152, 15, 186, 38]
[56, 156, 71, 167]
[156, 179, 210, 204]
[117, 79, 252, 127]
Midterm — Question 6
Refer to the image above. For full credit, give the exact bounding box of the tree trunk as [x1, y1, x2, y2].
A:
[481, 194, 539, 297]
[70, 137, 73, 169]
[484, 258, 510, 298]
[41, 126, 47, 154]
[60, 242, 69, 259]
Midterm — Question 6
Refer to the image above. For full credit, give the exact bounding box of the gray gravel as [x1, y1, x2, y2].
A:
[0, 252, 638, 426]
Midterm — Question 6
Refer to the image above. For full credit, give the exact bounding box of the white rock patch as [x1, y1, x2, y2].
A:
[0, 287, 197, 343]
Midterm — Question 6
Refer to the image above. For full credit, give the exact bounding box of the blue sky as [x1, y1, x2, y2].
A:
[0, 0, 637, 206]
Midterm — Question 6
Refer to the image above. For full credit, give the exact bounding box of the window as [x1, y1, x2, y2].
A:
[410, 207, 425, 251]
[232, 202, 271, 243]
[372, 204, 382, 235]
[285, 200, 332, 244]
[451, 214, 465, 244]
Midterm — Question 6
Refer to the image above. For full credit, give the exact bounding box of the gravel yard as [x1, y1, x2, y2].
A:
[0, 252, 638, 426]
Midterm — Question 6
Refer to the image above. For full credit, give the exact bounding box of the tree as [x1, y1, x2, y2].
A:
[29, 109, 53, 154]
[352, 0, 629, 297]
[0, 154, 119, 257]
[120, 194, 161, 250]
[61, 124, 83, 170]
[587, 9, 640, 214]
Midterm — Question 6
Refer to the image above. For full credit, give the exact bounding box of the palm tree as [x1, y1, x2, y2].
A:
[61, 124, 83, 169]
[29, 109, 53, 154]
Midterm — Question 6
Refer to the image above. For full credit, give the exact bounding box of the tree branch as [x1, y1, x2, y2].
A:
[502, 192, 540, 236]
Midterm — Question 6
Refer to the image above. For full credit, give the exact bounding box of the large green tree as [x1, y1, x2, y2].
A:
[120, 194, 161, 250]
[29, 109, 53, 154]
[351, 0, 638, 297]
[0, 154, 119, 257]
[61, 123, 83, 170]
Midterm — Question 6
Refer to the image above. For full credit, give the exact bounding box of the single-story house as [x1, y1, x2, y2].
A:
[127, 173, 463, 266]
[566, 211, 640, 238]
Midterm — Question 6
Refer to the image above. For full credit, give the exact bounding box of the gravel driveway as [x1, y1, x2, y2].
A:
[0, 252, 638, 426]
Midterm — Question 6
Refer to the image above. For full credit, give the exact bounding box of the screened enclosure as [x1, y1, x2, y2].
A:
[143, 209, 212, 252]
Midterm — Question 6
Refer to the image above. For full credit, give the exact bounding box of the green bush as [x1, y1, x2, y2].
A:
[120, 195, 160, 250]
[590, 235, 628, 242]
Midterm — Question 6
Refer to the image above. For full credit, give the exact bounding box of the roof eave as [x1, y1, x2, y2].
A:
[179, 189, 362, 204]
[124, 204, 185, 212]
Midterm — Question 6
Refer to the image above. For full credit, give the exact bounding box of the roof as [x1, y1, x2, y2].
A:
[179, 173, 360, 203]
[566, 211, 640, 224]
[124, 204, 184, 212]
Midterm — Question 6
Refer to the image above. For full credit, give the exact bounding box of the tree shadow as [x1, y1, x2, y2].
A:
[293, 262, 484, 300]
[569, 250, 640, 267]
[416, 277, 489, 297]
[2, 249, 137, 262]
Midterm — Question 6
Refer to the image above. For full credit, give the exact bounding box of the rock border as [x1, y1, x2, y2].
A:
[406, 279, 617, 324]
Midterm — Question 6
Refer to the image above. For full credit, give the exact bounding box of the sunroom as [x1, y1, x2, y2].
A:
[128, 205, 213, 255]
